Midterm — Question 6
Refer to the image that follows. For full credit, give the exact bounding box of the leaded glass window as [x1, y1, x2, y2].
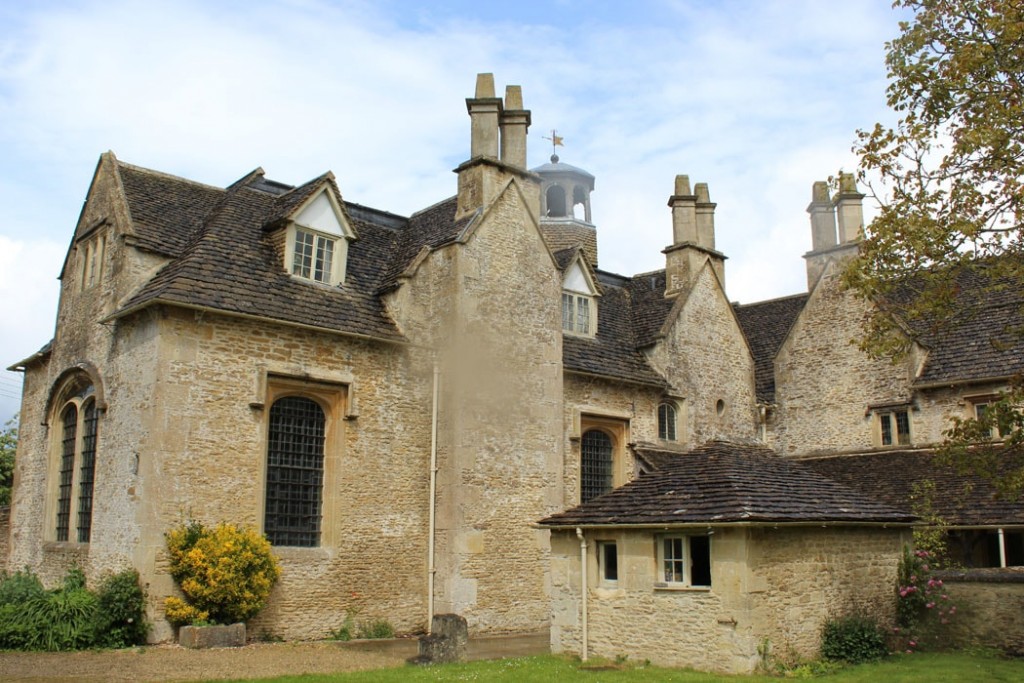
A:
[265, 396, 326, 547]
[56, 404, 77, 542]
[658, 402, 677, 441]
[581, 429, 613, 502]
[76, 400, 98, 543]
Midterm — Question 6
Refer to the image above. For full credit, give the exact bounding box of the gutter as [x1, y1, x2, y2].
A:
[540, 520, 917, 531]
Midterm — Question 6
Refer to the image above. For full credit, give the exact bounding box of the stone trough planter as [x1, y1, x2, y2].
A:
[179, 623, 246, 648]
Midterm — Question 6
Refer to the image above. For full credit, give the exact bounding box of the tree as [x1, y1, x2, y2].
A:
[0, 415, 16, 506]
[845, 0, 1024, 497]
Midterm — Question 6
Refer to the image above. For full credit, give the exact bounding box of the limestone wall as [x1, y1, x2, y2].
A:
[773, 266, 916, 455]
[0, 506, 9, 570]
[645, 264, 758, 446]
[931, 570, 1024, 655]
[549, 525, 907, 674]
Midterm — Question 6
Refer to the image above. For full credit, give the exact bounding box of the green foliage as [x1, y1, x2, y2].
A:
[93, 569, 149, 648]
[0, 566, 147, 651]
[329, 610, 394, 641]
[846, 0, 1024, 498]
[164, 520, 280, 626]
[908, 480, 952, 565]
[820, 616, 888, 664]
[0, 415, 17, 506]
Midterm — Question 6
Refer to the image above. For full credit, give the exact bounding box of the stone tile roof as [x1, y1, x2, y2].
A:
[116, 162, 225, 257]
[116, 171, 405, 342]
[733, 293, 809, 402]
[801, 448, 1024, 527]
[539, 441, 916, 527]
[628, 270, 675, 349]
[378, 197, 471, 292]
[562, 271, 668, 388]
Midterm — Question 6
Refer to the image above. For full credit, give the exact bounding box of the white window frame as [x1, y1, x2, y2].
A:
[655, 534, 711, 589]
[285, 224, 346, 286]
[562, 291, 594, 336]
[877, 409, 911, 446]
[971, 400, 1002, 440]
[596, 540, 618, 585]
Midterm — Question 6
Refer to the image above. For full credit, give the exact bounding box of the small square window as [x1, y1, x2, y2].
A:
[562, 292, 595, 336]
[656, 535, 711, 588]
[597, 541, 618, 584]
[292, 228, 336, 284]
[972, 402, 1001, 439]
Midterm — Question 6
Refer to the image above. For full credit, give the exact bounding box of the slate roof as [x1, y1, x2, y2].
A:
[539, 441, 916, 527]
[734, 293, 809, 402]
[629, 270, 676, 349]
[801, 448, 1024, 527]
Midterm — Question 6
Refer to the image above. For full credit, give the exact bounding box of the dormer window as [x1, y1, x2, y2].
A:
[282, 187, 354, 286]
[561, 256, 599, 337]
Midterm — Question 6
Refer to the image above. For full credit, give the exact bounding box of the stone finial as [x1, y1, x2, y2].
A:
[475, 73, 496, 98]
[694, 182, 716, 251]
[834, 172, 865, 244]
[500, 85, 530, 169]
[807, 180, 837, 252]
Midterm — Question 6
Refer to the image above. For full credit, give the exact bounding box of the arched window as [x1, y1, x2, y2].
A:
[264, 396, 326, 547]
[581, 429, 613, 502]
[53, 384, 98, 543]
[546, 185, 567, 217]
[658, 402, 677, 441]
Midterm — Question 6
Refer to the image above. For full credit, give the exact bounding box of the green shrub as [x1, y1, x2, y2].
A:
[821, 616, 888, 663]
[93, 569, 149, 648]
[164, 521, 280, 626]
[0, 568, 45, 606]
[0, 566, 148, 651]
[357, 619, 395, 639]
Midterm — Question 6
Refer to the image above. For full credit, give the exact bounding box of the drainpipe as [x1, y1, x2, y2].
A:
[576, 527, 588, 662]
[427, 363, 440, 633]
[998, 528, 1007, 568]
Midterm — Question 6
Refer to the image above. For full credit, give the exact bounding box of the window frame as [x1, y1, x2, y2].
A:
[580, 428, 614, 503]
[561, 291, 595, 336]
[284, 223, 347, 286]
[969, 398, 1002, 440]
[596, 540, 619, 585]
[658, 401, 678, 441]
[655, 534, 712, 590]
[49, 385, 99, 544]
[260, 377, 346, 549]
[876, 409, 911, 447]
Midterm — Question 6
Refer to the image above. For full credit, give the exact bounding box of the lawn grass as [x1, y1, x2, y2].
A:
[214, 651, 1024, 683]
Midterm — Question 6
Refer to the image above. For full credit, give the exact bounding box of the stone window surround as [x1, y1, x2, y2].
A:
[654, 533, 712, 591]
[867, 401, 915, 448]
[596, 540, 618, 585]
[251, 367, 352, 550]
[657, 401, 678, 441]
[43, 372, 101, 545]
[964, 393, 1003, 440]
[75, 218, 108, 292]
[571, 409, 631, 501]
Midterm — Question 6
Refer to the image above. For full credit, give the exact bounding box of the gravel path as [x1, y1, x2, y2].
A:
[0, 640, 417, 682]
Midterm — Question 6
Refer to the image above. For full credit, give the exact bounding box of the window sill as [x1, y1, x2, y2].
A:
[43, 541, 90, 551]
[271, 545, 334, 562]
[653, 583, 711, 592]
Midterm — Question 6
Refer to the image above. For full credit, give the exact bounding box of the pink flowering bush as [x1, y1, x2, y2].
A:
[895, 546, 956, 651]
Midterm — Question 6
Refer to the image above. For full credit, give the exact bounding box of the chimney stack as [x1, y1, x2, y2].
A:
[807, 181, 837, 251]
[467, 73, 502, 159]
[499, 85, 530, 169]
[664, 174, 725, 297]
[835, 172, 864, 243]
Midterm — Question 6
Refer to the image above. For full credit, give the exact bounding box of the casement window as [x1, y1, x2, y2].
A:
[264, 395, 326, 547]
[597, 541, 618, 584]
[658, 402, 677, 441]
[291, 228, 336, 284]
[656, 535, 711, 588]
[561, 292, 593, 335]
[580, 429, 614, 503]
[972, 401, 1001, 439]
[878, 410, 911, 446]
[52, 385, 99, 543]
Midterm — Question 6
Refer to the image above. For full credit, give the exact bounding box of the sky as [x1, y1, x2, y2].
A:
[0, 0, 910, 424]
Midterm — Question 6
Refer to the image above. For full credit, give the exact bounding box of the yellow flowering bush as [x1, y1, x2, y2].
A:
[164, 521, 280, 626]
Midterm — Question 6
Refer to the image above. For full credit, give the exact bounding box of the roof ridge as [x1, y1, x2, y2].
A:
[733, 291, 810, 308]
[409, 195, 458, 218]
[115, 159, 226, 192]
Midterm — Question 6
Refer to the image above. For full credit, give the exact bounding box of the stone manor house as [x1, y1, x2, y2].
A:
[5, 74, 1024, 672]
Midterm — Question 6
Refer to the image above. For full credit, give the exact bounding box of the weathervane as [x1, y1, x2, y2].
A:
[542, 129, 564, 162]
